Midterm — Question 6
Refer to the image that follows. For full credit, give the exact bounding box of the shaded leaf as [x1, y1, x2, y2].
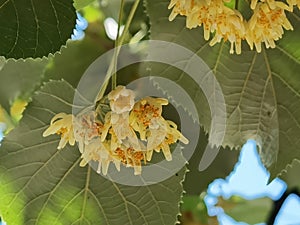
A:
[44, 30, 113, 87]
[145, 0, 300, 178]
[0, 58, 48, 111]
[279, 159, 300, 190]
[184, 130, 239, 195]
[0, 0, 76, 59]
[0, 80, 186, 225]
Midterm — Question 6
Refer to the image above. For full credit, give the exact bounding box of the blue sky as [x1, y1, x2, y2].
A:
[274, 193, 300, 225]
[71, 12, 88, 41]
[205, 140, 300, 225]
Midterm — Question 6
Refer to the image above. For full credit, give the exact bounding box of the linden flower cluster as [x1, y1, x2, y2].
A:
[43, 86, 188, 175]
[168, 0, 297, 54]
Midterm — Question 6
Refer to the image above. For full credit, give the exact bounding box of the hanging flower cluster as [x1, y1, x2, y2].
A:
[168, 0, 297, 54]
[43, 86, 188, 175]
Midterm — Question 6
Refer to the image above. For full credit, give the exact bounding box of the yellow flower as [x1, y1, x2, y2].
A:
[246, 2, 293, 53]
[168, 0, 198, 22]
[168, 0, 296, 54]
[43, 113, 75, 149]
[79, 138, 120, 175]
[147, 118, 189, 161]
[209, 8, 246, 54]
[168, 0, 246, 54]
[73, 111, 122, 176]
[112, 146, 145, 175]
[130, 97, 189, 161]
[250, 0, 276, 10]
[169, 0, 222, 36]
[108, 85, 135, 114]
[147, 117, 168, 151]
[287, 0, 300, 10]
[100, 86, 141, 151]
[43, 89, 189, 176]
[101, 111, 141, 151]
[130, 97, 168, 140]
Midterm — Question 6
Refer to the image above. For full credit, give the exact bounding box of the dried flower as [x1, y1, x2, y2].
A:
[73, 111, 101, 152]
[108, 85, 135, 114]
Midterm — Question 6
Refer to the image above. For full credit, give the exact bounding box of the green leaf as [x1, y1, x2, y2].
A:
[44, 35, 113, 87]
[73, 0, 95, 10]
[279, 159, 300, 190]
[0, 58, 48, 112]
[0, 80, 186, 225]
[183, 129, 239, 194]
[145, 0, 300, 178]
[0, 0, 76, 59]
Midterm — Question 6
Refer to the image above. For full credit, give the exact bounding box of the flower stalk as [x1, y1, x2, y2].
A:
[96, 0, 141, 102]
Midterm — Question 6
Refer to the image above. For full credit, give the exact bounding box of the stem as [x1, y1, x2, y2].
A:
[96, 0, 141, 102]
[235, 0, 239, 10]
[112, 0, 125, 90]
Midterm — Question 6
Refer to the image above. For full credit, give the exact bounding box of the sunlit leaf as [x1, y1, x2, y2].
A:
[0, 80, 186, 225]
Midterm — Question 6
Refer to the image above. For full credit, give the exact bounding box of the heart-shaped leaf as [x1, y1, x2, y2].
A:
[144, 0, 300, 178]
[0, 80, 186, 225]
[0, 0, 76, 59]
